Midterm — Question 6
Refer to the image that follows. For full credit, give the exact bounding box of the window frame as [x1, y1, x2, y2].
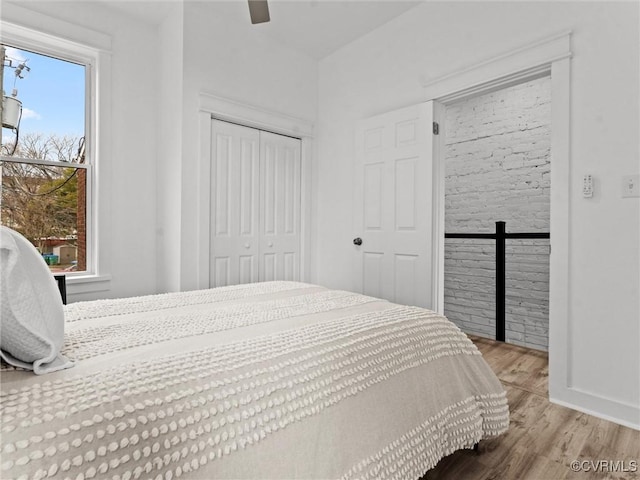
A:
[1, 37, 94, 277]
[1, 17, 110, 289]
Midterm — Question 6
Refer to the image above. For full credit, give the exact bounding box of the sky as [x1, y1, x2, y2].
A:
[2, 44, 85, 143]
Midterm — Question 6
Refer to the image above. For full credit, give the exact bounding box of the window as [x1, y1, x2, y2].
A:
[1, 41, 91, 275]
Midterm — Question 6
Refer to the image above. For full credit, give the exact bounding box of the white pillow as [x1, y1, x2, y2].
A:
[0, 226, 73, 374]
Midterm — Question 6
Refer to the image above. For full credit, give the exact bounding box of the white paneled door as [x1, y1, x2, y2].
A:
[259, 131, 301, 282]
[354, 102, 441, 309]
[210, 120, 260, 287]
[210, 120, 301, 287]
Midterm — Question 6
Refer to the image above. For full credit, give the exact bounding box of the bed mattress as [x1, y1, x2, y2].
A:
[0, 281, 509, 479]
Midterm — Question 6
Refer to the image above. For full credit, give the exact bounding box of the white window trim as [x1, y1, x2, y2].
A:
[1, 4, 113, 295]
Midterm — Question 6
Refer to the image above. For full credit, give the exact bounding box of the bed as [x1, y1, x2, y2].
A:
[1, 279, 509, 480]
[1, 219, 508, 480]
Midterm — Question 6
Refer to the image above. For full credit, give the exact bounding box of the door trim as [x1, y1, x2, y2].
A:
[430, 101, 446, 314]
[200, 93, 313, 137]
[421, 30, 572, 100]
[197, 93, 314, 289]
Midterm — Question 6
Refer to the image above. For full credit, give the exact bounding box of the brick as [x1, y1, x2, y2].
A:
[444, 76, 551, 351]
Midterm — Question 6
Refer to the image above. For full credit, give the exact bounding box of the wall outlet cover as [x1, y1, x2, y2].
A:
[583, 174, 593, 198]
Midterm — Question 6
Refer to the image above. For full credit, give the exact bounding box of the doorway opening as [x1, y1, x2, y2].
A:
[442, 76, 551, 351]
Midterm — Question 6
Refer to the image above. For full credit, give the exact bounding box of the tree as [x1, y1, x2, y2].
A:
[1, 132, 82, 253]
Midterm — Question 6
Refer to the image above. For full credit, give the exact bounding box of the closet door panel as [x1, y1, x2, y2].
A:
[210, 120, 260, 287]
[262, 253, 277, 281]
[259, 131, 301, 282]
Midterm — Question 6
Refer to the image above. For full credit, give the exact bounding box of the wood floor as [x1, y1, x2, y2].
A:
[425, 336, 640, 480]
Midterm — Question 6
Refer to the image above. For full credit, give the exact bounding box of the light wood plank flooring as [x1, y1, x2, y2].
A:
[425, 336, 640, 480]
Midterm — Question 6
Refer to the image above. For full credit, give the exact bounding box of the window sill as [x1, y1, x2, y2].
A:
[65, 274, 112, 296]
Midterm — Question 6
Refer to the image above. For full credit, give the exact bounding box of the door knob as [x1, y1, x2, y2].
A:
[268, 242, 274, 247]
[244, 243, 251, 249]
[353, 237, 363, 246]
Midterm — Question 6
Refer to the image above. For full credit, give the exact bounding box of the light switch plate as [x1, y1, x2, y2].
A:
[622, 174, 639, 198]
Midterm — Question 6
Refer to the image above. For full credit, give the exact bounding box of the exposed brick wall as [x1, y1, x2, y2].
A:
[444, 77, 551, 351]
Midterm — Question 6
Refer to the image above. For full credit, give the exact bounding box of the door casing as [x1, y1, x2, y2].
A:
[420, 32, 617, 426]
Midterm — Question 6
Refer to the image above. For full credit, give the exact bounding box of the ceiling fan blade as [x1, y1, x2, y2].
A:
[248, 0, 270, 24]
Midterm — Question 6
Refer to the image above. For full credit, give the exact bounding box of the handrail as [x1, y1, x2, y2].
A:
[445, 221, 550, 342]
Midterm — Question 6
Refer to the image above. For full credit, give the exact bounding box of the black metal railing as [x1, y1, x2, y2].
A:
[445, 221, 550, 342]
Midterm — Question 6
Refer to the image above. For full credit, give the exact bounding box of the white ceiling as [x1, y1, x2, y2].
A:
[204, 1, 421, 59]
[103, 0, 421, 60]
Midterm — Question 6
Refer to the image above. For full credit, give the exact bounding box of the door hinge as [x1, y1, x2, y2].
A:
[432, 122, 439, 135]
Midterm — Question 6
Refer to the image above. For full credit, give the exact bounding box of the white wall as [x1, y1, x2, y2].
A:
[316, 2, 639, 428]
[156, 2, 184, 293]
[2, 0, 319, 296]
[176, 1, 318, 291]
[2, 1, 161, 301]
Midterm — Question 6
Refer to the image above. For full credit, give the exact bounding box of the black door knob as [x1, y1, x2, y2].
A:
[353, 237, 363, 246]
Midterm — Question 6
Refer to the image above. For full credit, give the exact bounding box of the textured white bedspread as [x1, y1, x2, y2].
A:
[0, 282, 509, 480]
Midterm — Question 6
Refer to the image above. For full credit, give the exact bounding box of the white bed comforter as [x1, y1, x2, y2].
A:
[0, 282, 509, 480]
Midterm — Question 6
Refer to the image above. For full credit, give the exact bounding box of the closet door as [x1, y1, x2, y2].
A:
[210, 120, 260, 287]
[259, 131, 301, 282]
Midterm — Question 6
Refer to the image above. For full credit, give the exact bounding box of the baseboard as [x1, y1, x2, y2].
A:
[549, 392, 640, 431]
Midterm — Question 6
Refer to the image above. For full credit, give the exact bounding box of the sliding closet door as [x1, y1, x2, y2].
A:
[210, 120, 260, 287]
[259, 131, 301, 282]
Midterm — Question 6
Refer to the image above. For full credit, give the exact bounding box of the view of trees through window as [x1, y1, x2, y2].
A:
[1, 44, 87, 273]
